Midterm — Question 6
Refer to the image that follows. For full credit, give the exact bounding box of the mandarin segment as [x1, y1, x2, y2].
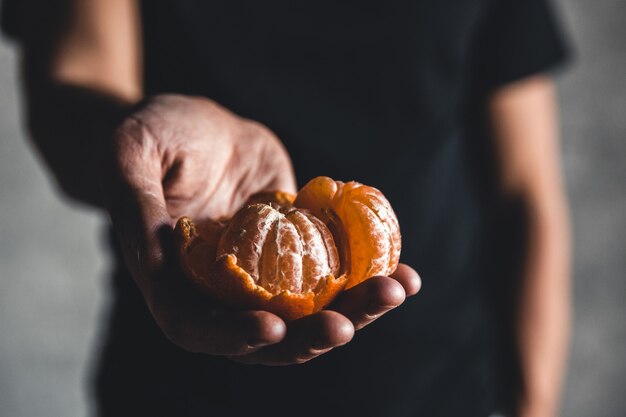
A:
[290, 176, 337, 221]
[257, 213, 303, 293]
[283, 209, 340, 291]
[294, 176, 401, 288]
[208, 254, 347, 321]
[218, 204, 339, 295]
[216, 204, 279, 282]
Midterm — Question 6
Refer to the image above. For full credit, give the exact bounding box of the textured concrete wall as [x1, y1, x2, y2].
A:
[0, 45, 109, 417]
[0, 1, 624, 416]
[556, 0, 626, 415]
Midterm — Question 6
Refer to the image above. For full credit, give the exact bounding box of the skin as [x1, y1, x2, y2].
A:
[15, 0, 570, 410]
[490, 77, 571, 417]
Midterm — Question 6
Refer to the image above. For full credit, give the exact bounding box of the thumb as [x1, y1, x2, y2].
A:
[108, 184, 175, 299]
[102, 121, 174, 299]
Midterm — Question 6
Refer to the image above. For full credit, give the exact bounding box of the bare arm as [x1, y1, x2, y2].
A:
[489, 76, 571, 417]
[20, 0, 142, 206]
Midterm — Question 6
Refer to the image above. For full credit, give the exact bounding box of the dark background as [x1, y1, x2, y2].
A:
[0, 0, 624, 415]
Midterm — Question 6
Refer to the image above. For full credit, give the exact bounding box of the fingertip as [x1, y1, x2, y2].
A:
[243, 311, 287, 347]
[371, 276, 406, 307]
[311, 311, 355, 349]
[411, 273, 422, 296]
[392, 264, 422, 296]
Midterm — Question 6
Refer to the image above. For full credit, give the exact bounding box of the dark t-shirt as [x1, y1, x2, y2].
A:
[2, 0, 569, 416]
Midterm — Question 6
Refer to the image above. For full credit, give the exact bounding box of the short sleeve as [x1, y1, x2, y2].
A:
[1, 0, 25, 40]
[1, 0, 69, 44]
[472, 0, 572, 91]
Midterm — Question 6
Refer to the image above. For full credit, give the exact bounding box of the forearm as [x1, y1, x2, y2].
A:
[488, 76, 571, 417]
[516, 191, 571, 417]
[17, 0, 142, 207]
[23, 70, 136, 207]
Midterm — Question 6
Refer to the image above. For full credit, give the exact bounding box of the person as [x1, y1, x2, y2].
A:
[1, 0, 572, 416]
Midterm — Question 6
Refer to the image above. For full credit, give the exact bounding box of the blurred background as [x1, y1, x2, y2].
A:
[0, 0, 624, 416]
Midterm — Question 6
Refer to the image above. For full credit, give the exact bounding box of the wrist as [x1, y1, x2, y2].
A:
[517, 393, 559, 417]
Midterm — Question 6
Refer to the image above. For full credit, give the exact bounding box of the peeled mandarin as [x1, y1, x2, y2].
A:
[216, 204, 340, 294]
[175, 177, 401, 319]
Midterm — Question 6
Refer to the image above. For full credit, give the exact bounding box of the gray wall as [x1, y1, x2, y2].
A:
[0, 1, 624, 416]
[557, 1, 626, 415]
[0, 45, 109, 416]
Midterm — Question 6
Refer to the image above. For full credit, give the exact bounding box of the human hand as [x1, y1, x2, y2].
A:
[231, 263, 421, 365]
[103, 94, 420, 364]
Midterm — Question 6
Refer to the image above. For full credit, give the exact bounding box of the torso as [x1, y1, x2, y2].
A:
[101, 1, 500, 415]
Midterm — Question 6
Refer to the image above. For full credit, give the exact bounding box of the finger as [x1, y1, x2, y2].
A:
[130, 225, 288, 356]
[230, 310, 354, 365]
[389, 263, 422, 296]
[166, 309, 287, 356]
[329, 276, 406, 330]
[103, 120, 172, 286]
[105, 181, 169, 286]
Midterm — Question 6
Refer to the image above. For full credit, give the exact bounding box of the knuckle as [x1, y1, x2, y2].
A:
[245, 119, 274, 137]
[114, 118, 148, 150]
[241, 121, 281, 148]
[113, 118, 159, 164]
